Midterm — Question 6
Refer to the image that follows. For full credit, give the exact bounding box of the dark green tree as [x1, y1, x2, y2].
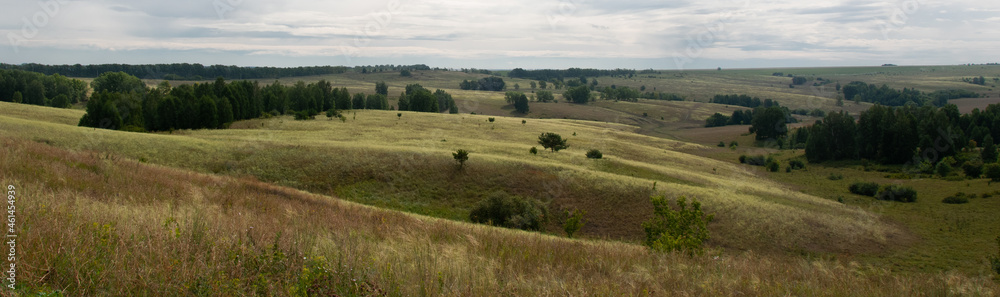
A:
[750, 106, 788, 141]
[375, 81, 389, 96]
[642, 195, 714, 255]
[563, 85, 592, 104]
[538, 132, 569, 152]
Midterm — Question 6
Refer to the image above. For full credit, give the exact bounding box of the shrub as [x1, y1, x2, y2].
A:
[738, 155, 747, 164]
[488, 117, 495, 123]
[788, 160, 806, 170]
[718, 141, 726, 147]
[469, 192, 548, 231]
[876, 185, 917, 202]
[765, 160, 780, 172]
[828, 173, 844, 180]
[729, 141, 738, 147]
[743, 155, 767, 166]
[586, 149, 603, 159]
[849, 182, 880, 196]
[294, 111, 314, 120]
[562, 209, 586, 238]
[963, 161, 983, 178]
[538, 132, 569, 152]
[452, 149, 469, 168]
[986, 163, 1000, 181]
[942, 193, 970, 204]
[935, 161, 953, 177]
[529, 147, 538, 155]
[642, 195, 714, 255]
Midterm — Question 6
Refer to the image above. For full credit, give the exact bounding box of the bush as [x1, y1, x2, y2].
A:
[986, 163, 1000, 181]
[788, 160, 806, 170]
[849, 182, 880, 196]
[935, 161, 953, 177]
[452, 149, 469, 168]
[942, 193, 970, 204]
[562, 209, 586, 238]
[469, 192, 548, 231]
[642, 195, 714, 255]
[294, 110, 314, 120]
[765, 160, 780, 172]
[488, 117, 495, 123]
[876, 185, 917, 202]
[738, 155, 747, 164]
[828, 173, 844, 181]
[717, 141, 726, 147]
[537, 132, 569, 152]
[586, 149, 603, 159]
[742, 155, 767, 166]
[963, 161, 983, 178]
[529, 147, 538, 155]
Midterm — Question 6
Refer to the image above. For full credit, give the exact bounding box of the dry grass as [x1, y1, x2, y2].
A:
[3, 137, 997, 296]
[0, 103, 907, 255]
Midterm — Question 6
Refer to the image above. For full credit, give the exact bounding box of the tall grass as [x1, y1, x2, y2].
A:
[3, 137, 997, 295]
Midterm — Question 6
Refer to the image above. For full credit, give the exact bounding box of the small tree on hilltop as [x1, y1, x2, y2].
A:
[453, 149, 469, 168]
[538, 132, 569, 152]
[642, 195, 714, 255]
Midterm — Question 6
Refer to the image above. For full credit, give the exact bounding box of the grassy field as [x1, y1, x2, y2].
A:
[3, 130, 997, 296]
[5, 64, 1000, 294]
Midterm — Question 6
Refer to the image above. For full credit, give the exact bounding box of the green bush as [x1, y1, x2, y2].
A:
[942, 193, 970, 204]
[828, 173, 844, 180]
[586, 149, 603, 159]
[642, 195, 714, 255]
[849, 182, 880, 196]
[765, 160, 780, 172]
[986, 163, 1000, 181]
[469, 192, 548, 231]
[452, 149, 469, 168]
[788, 160, 806, 170]
[488, 117, 495, 123]
[529, 147, 538, 155]
[738, 155, 747, 164]
[562, 209, 586, 238]
[963, 161, 983, 178]
[537, 132, 569, 152]
[717, 141, 726, 147]
[742, 155, 767, 166]
[876, 185, 917, 203]
[935, 161, 953, 177]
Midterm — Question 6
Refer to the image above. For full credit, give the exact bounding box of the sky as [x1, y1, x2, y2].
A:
[1, 0, 997, 70]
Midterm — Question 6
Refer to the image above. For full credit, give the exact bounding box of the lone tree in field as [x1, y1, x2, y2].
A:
[642, 195, 714, 255]
[453, 149, 469, 168]
[563, 209, 586, 238]
[538, 132, 569, 152]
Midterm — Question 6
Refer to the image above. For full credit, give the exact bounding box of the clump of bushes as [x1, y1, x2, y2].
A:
[788, 160, 806, 170]
[642, 195, 713, 256]
[849, 182, 881, 196]
[586, 149, 603, 159]
[942, 192, 971, 204]
[739, 155, 767, 166]
[766, 159, 780, 172]
[828, 173, 844, 180]
[469, 192, 548, 231]
[876, 185, 917, 203]
[529, 147, 538, 155]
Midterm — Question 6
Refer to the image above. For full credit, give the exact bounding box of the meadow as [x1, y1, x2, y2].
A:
[3, 64, 1000, 295]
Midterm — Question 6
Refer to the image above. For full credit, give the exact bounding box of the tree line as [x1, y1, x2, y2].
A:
[507, 68, 636, 81]
[709, 94, 782, 109]
[397, 84, 457, 113]
[1, 63, 437, 80]
[0, 69, 89, 108]
[459, 77, 506, 91]
[841, 81, 979, 107]
[803, 103, 1000, 166]
[78, 72, 394, 131]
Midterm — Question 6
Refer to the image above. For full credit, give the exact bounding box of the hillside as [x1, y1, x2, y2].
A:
[2, 117, 997, 295]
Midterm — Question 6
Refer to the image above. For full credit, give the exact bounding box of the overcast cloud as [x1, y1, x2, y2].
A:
[1, 0, 997, 69]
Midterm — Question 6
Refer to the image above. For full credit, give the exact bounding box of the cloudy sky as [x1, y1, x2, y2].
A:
[1, 0, 997, 69]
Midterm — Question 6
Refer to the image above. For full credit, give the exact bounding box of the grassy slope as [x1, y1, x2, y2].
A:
[4, 136, 997, 296]
[0, 102, 901, 256]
